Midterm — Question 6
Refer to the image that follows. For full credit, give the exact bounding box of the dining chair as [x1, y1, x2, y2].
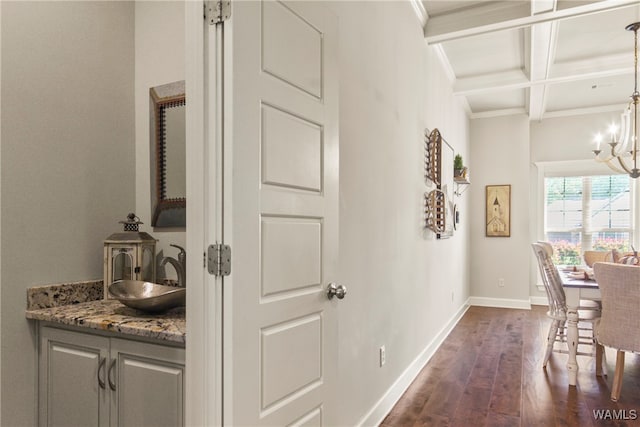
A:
[610, 249, 638, 264]
[536, 241, 601, 309]
[537, 240, 554, 257]
[593, 262, 640, 402]
[583, 250, 608, 268]
[532, 243, 601, 368]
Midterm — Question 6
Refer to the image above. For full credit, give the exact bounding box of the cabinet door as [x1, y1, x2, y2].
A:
[39, 327, 109, 427]
[110, 338, 185, 427]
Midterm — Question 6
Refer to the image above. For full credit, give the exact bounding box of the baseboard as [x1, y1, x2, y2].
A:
[468, 296, 532, 310]
[357, 299, 470, 427]
[529, 296, 548, 306]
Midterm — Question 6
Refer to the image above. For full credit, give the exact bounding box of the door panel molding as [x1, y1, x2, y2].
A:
[261, 0, 323, 99]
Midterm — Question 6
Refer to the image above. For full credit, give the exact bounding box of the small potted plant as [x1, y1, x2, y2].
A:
[454, 154, 465, 177]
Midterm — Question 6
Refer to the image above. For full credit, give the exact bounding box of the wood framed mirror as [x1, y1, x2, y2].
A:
[150, 80, 186, 228]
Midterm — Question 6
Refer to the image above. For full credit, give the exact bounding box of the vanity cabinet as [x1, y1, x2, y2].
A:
[39, 326, 185, 427]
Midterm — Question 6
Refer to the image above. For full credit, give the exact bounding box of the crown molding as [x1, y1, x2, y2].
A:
[408, 0, 427, 27]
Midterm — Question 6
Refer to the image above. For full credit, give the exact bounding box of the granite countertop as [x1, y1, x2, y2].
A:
[25, 281, 185, 345]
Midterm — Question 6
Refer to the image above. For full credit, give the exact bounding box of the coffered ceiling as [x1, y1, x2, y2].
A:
[416, 0, 640, 121]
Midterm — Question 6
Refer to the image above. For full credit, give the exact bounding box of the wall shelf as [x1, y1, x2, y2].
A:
[454, 176, 470, 196]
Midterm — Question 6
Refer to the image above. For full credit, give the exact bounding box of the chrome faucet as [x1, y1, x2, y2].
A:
[160, 244, 186, 287]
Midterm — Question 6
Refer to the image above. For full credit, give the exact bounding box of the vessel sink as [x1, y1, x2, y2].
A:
[108, 280, 185, 313]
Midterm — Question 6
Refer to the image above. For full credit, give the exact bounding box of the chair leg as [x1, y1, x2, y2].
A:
[611, 350, 625, 402]
[543, 319, 560, 368]
[595, 343, 604, 377]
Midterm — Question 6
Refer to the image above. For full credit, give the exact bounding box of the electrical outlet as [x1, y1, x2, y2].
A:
[379, 345, 386, 367]
[498, 278, 505, 287]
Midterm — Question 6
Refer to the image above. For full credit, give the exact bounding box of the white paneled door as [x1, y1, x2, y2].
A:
[223, 1, 340, 425]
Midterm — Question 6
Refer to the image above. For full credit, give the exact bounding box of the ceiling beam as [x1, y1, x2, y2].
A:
[528, 19, 557, 121]
[467, 103, 630, 120]
[527, 83, 548, 123]
[542, 102, 628, 119]
[453, 70, 530, 95]
[455, 66, 634, 96]
[531, 0, 556, 15]
[470, 107, 528, 120]
[453, 55, 634, 97]
[551, 52, 631, 78]
[425, 1, 530, 44]
[425, 0, 639, 45]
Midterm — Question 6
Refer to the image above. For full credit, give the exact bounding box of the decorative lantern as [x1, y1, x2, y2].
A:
[103, 213, 156, 297]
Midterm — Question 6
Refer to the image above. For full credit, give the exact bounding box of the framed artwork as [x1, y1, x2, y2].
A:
[485, 184, 511, 237]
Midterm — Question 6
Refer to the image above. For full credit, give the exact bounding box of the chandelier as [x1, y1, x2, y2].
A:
[593, 22, 640, 178]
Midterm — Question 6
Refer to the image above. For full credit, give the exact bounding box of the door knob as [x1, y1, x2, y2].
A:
[327, 283, 347, 300]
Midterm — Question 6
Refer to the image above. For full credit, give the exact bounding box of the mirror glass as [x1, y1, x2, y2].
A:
[150, 80, 186, 228]
[164, 104, 186, 199]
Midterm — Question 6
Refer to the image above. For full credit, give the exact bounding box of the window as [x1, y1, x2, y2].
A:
[544, 174, 632, 265]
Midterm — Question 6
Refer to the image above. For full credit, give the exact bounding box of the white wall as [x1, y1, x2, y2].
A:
[134, 1, 186, 278]
[327, 2, 470, 424]
[0, 3, 135, 425]
[470, 111, 626, 303]
[469, 115, 531, 305]
[531, 112, 621, 163]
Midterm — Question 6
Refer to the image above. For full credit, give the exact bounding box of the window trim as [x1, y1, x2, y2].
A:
[533, 159, 639, 291]
[535, 160, 638, 245]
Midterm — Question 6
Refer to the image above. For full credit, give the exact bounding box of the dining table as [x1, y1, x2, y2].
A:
[559, 268, 601, 387]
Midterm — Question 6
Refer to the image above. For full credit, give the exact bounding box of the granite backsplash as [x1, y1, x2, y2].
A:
[27, 280, 103, 310]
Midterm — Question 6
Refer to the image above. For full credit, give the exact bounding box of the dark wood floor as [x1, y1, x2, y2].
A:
[381, 306, 640, 427]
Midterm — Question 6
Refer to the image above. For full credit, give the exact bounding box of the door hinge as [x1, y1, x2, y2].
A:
[205, 0, 230, 25]
[208, 244, 231, 277]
